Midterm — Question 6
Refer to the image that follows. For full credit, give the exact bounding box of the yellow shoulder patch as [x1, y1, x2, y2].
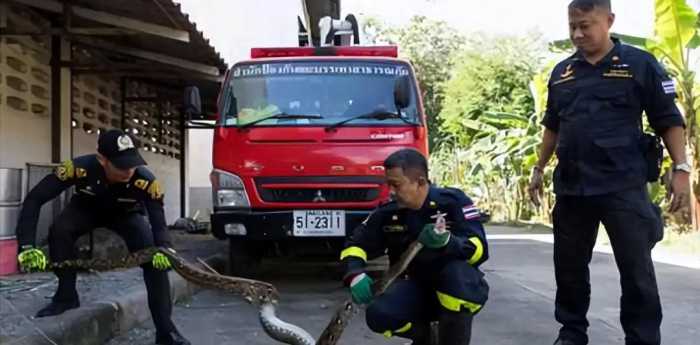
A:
[134, 179, 149, 190]
[75, 168, 87, 178]
[55, 160, 75, 181]
[147, 180, 163, 200]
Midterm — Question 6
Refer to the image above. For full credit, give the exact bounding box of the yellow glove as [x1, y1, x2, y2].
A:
[152, 252, 172, 270]
[18, 247, 48, 272]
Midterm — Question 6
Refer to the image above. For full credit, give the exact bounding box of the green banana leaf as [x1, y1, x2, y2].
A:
[648, 0, 697, 68]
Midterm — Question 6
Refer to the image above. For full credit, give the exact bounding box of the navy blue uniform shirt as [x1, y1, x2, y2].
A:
[542, 38, 685, 196]
[16, 154, 171, 248]
[340, 186, 488, 284]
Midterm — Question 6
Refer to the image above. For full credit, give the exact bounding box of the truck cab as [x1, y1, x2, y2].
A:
[188, 18, 428, 276]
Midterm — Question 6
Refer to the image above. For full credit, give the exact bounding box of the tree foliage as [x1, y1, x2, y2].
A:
[432, 35, 550, 220]
[363, 16, 465, 148]
[362, 0, 700, 230]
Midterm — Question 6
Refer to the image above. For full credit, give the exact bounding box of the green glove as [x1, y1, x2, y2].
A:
[418, 223, 451, 249]
[349, 273, 374, 305]
[17, 247, 48, 272]
[152, 252, 172, 270]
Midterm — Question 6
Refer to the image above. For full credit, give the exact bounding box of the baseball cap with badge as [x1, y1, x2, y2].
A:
[97, 129, 147, 169]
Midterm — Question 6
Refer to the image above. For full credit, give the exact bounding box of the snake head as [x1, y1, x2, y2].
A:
[434, 212, 448, 233]
[263, 285, 281, 304]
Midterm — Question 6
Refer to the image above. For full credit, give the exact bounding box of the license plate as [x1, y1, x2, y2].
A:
[292, 210, 346, 237]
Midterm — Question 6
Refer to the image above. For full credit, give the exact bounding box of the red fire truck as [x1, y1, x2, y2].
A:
[186, 17, 428, 276]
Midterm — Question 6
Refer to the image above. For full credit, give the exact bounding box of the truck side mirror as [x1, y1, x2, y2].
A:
[184, 86, 202, 119]
[394, 76, 411, 109]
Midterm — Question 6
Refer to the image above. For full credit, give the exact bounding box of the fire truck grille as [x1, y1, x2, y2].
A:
[258, 187, 379, 203]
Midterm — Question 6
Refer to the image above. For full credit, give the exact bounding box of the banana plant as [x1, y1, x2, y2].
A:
[430, 62, 556, 223]
[431, 100, 547, 221]
[644, 0, 699, 229]
[550, 0, 700, 229]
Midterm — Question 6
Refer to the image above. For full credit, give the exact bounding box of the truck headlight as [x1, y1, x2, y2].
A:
[224, 223, 247, 235]
[211, 169, 250, 208]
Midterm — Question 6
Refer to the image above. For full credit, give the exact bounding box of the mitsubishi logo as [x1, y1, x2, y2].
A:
[313, 190, 327, 203]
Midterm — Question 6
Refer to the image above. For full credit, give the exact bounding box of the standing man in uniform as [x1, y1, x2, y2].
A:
[340, 148, 489, 345]
[15, 129, 191, 345]
[528, 1, 691, 345]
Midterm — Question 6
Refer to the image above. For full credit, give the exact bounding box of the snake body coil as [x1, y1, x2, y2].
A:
[52, 237, 424, 345]
[51, 248, 314, 344]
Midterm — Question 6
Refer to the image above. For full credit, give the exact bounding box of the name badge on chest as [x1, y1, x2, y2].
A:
[603, 57, 633, 79]
[383, 225, 406, 233]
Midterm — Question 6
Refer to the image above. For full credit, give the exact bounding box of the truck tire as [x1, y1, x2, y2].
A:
[227, 238, 261, 278]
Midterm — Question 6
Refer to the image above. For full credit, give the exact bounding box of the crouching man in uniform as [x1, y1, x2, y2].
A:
[340, 148, 489, 345]
[15, 129, 190, 345]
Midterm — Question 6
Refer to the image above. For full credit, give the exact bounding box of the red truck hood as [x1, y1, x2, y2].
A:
[212, 126, 426, 208]
[213, 126, 422, 177]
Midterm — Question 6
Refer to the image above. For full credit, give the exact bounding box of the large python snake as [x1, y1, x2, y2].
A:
[51, 247, 316, 345]
[50, 214, 440, 345]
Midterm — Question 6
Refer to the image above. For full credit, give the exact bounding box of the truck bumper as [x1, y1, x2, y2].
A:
[211, 209, 372, 241]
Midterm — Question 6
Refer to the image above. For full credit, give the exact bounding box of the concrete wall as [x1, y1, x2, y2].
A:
[141, 151, 181, 223]
[0, 17, 53, 177]
[187, 129, 212, 217]
[0, 9, 57, 243]
[188, 186, 212, 220]
[0, 7, 185, 245]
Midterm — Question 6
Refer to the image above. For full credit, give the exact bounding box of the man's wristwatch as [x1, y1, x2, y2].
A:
[673, 162, 692, 174]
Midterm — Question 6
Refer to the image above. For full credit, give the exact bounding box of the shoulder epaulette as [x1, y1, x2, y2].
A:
[132, 167, 162, 200]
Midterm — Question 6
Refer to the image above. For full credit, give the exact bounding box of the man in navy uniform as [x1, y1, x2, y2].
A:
[340, 148, 489, 345]
[15, 129, 190, 345]
[528, 1, 691, 345]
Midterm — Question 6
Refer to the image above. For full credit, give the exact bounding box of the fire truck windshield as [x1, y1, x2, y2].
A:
[220, 60, 420, 127]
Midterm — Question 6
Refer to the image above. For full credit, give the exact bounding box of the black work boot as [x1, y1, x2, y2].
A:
[36, 269, 81, 317]
[406, 321, 432, 345]
[390, 321, 431, 345]
[155, 329, 191, 345]
[438, 310, 473, 345]
[35, 300, 80, 317]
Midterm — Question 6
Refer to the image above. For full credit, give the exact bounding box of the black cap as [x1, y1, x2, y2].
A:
[97, 129, 147, 169]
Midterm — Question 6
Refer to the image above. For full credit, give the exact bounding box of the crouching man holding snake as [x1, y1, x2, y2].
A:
[15, 129, 190, 345]
[340, 148, 490, 345]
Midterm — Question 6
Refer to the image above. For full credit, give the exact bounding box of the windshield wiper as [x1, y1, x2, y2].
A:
[238, 113, 323, 129]
[325, 109, 416, 132]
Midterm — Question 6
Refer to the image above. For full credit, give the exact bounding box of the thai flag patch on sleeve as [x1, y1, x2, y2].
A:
[662, 80, 676, 95]
[462, 205, 480, 220]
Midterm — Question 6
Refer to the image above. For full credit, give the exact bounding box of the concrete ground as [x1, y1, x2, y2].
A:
[0, 231, 226, 345]
[106, 226, 700, 345]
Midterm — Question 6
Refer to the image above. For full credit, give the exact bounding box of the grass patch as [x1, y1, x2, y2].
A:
[495, 220, 700, 256]
[595, 225, 700, 256]
[657, 227, 700, 255]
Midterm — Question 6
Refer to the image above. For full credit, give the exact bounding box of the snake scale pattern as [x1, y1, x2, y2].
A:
[52, 236, 427, 345]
